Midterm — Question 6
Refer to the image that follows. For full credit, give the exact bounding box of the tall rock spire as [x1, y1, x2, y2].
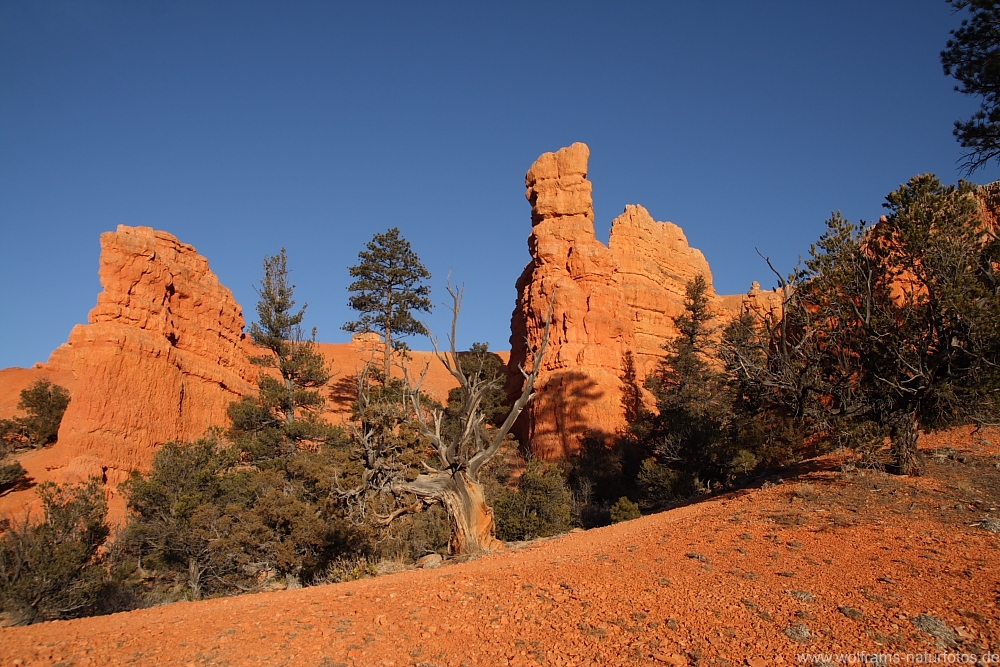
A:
[508, 143, 776, 459]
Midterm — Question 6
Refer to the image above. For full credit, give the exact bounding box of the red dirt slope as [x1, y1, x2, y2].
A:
[1, 430, 997, 666]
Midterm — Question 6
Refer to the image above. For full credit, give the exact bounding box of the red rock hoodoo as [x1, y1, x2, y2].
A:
[508, 143, 780, 460]
[0, 226, 258, 518]
[0, 228, 480, 520]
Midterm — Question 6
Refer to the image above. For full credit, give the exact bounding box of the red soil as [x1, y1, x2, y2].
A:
[2, 430, 997, 667]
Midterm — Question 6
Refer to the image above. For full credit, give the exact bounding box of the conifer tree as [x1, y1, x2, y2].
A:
[645, 275, 729, 478]
[942, 0, 1000, 173]
[343, 228, 432, 383]
[231, 249, 334, 458]
[723, 175, 1000, 475]
[0, 379, 70, 448]
[247, 249, 330, 425]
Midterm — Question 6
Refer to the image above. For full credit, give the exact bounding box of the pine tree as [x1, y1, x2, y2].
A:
[343, 228, 432, 383]
[646, 275, 729, 475]
[723, 176, 1000, 475]
[232, 249, 334, 458]
[0, 379, 71, 448]
[803, 176, 1000, 474]
[941, 0, 1000, 173]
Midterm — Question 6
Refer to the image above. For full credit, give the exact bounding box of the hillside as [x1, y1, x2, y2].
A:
[2, 428, 997, 666]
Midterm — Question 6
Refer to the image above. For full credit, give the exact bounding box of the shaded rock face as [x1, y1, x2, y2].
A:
[3, 226, 258, 514]
[508, 144, 776, 460]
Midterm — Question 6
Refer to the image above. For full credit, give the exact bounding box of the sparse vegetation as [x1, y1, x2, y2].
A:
[0, 379, 70, 450]
[232, 248, 338, 458]
[342, 284, 552, 554]
[610, 496, 641, 523]
[118, 436, 370, 599]
[117, 252, 370, 599]
[0, 479, 126, 625]
[727, 176, 1000, 476]
[942, 0, 1000, 173]
[0, 379, 72, 495]
[0, 460, 26, 495]
[3, 171, 1000, 650]
[489, 458, 574, 541]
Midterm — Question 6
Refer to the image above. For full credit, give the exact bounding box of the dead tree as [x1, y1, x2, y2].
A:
[342, 283, 551, 554]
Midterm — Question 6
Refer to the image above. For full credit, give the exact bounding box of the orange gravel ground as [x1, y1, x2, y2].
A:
[2, 431, 998, 667]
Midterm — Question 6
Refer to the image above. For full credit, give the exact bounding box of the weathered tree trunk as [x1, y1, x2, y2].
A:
[890, 413, 925, 476]
[285, 376, 296, 424]
[383, 325, 392, 386]
[403, 470, 503, 555]
[188, 557, 203, 600]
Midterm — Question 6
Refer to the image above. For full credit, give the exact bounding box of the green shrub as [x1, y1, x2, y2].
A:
[610, 496, 641, 523]
[728, 449, 759, 476]
[371, 505, 451, 563]
[490, 459, 575, 542]
[0, 380, 71, 449]
[0, 461, 27, 494]
[0, 479, 122, 625]
[311, 555, 379, 584]
[119, 438, 370, 599]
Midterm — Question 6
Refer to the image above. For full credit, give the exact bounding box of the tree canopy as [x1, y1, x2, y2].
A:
[725, 175, 1000, 475]
[343, 227, 432, 382]
[244, 249, 331, 435]
[0, 379, 70, 449]
[942, 0, 1000, 172]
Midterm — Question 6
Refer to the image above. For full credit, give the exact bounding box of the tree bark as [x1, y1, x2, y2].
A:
[402, 470, 503, 554]
[890, 413, 925, 476]
[284, 376, 295, 424]
[383, 324, 392, 386]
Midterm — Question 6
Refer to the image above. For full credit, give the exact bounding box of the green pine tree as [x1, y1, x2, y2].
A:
[645, 275, 729, 481]
[0, 379, 71, 448]
[942, 0, 1000, 173]
[343, 228, 432, 384]
[232, 249, 334, 458]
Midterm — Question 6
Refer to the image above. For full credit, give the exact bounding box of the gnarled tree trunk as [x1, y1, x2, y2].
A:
[347, 283, 552, 557]
[890, 412, 925, 476]
[403, 470, 503, 554]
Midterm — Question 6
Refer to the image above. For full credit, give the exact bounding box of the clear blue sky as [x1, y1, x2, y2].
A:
[1, 1, 996, 369]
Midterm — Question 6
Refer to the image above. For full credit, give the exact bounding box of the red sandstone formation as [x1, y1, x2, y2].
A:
[507, 143, 636, 460]
[315, 335, 492, 424]
[53, 226, 259, 473]
[508, 144, 778, 460]
[976, 179, 1000, 229]
[0, 229, 477, 521]
[609, 203, 718, 380]
[0, 226, 259, 519]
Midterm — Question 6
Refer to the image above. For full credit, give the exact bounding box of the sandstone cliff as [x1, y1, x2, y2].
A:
[506, 143, 636, 460]
[0, 226, 481, 521]
[0, 226, 259, 519]
[508, 144, 778, 460]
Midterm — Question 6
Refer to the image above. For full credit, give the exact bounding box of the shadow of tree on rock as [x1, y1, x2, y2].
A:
[531, 371, 609, 460]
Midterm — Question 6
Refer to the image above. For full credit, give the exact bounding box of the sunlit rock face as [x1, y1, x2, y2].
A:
[51, 225, 259, 479]
[0, 225, 258, 519]
[507, 143, 778, 459]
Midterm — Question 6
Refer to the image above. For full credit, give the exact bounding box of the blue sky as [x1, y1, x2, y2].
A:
[1, 1, 996, 369]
